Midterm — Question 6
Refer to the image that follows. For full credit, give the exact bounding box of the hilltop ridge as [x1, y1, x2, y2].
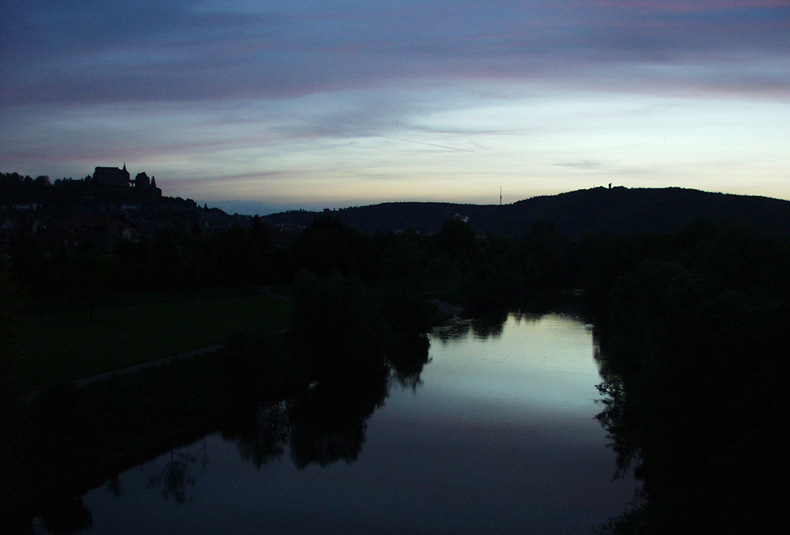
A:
[0, 170, 249, 254]
[5, 170, 790, 243]
[264, 186, 790, 237]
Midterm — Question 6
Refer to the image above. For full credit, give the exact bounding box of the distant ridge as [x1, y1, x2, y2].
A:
[263, 187, 790, 237]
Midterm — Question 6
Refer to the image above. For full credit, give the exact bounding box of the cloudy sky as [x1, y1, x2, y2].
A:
[2, 1, 788, 213]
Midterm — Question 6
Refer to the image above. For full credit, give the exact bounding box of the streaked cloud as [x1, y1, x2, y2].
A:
[1, 1, 788, 211]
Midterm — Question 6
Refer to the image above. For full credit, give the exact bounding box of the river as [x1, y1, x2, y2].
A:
[33, 312, 635, 534]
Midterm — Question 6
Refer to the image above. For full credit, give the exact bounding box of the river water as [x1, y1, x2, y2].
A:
[36, 313, 635, 534]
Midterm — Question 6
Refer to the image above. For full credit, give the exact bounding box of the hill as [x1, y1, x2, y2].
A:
[1, 171, 249, 254]
[263, 187, 790, 237]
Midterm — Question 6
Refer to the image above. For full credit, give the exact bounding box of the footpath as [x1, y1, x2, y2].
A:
[73, 344, 225, 387]
[23, 344, 224, 402]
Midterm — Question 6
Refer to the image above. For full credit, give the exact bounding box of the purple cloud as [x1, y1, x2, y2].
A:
[2, 1, 787, 108]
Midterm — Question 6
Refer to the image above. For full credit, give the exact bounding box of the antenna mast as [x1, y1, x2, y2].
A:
[499, 186, 502, 206]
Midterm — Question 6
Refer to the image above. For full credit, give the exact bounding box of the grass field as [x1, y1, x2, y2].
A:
[12, 287, 291, 392]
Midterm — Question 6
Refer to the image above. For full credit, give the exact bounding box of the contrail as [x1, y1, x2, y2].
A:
[380, 136, 478, 154]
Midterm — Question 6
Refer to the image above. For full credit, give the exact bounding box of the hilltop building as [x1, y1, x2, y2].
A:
[93, 164, 130, 188]
[92, 164, 161, 197]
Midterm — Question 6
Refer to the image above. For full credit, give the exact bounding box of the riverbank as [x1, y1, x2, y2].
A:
[9, 287, 291, 393]
[1, 342, 286, 529]
[1, 281, 442, 530]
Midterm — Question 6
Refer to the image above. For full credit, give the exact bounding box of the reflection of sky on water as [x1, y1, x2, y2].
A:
[70, 313, 633, 535]
[409, 313, 602, 421]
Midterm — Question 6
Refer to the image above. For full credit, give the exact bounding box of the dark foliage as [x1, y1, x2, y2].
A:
[594, 224, 790, 533]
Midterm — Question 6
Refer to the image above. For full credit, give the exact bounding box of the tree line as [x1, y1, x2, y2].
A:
[2, 213, 575, 307]
[593, 221, 790, 533]
[4, 188, 790, 532]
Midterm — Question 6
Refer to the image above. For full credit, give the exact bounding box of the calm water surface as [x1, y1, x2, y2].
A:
[40, 313, 635, 534]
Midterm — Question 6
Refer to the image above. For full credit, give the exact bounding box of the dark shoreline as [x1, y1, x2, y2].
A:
[1, 294, 442, 531]
[0, 348, 252, 530]
[3, 425, 210, 532]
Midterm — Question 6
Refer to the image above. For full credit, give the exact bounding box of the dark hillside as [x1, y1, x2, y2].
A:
[335, 203, 499, 235]
[505, 187, 790, 237]
[264, 202, 496, 235]
[263, 187, 790, 238]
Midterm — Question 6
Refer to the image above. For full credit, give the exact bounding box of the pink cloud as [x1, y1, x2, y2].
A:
[590, 0, 789, 12]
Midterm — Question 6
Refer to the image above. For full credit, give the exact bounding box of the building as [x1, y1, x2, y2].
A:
[92, 165, 162, 197]
[93, 164, 131, 188]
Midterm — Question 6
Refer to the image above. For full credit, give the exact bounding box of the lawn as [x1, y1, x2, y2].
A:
[12, 287, 291, 392]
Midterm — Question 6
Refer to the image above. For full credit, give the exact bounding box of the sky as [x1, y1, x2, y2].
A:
[1, 1, 788, 214]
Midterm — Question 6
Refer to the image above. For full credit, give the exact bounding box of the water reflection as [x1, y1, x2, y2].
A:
[432, 311, 509, 342]
[432, 309, 568, 344]
[386, 335, 431, 389]
[220, 337, 429, 471]
[147, 449, 199, 503]
[432, 319, 474, 342]
[34, 313, 634, 534]
[289, 367, 389, 468]
[37, 498, 92, 535]
[229, 401, 289, 469]
[218, 316, 508, 477]
[470, 314, 506, 339]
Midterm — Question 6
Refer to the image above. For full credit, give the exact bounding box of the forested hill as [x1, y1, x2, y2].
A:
[263, 187, 790, 237]
[505, 187, 790, 237]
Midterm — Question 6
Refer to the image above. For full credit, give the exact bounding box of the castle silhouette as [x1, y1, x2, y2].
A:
[93, 163, 160, 195]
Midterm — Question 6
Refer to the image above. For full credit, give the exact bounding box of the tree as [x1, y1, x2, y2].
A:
[434, 218, 477, 260]
[150, 227, 196, 289]
[10, 235, 53, 296]
[66, 241, 111, 323]
[0, 254, 23, 400]
[290, 271, 385, 376]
